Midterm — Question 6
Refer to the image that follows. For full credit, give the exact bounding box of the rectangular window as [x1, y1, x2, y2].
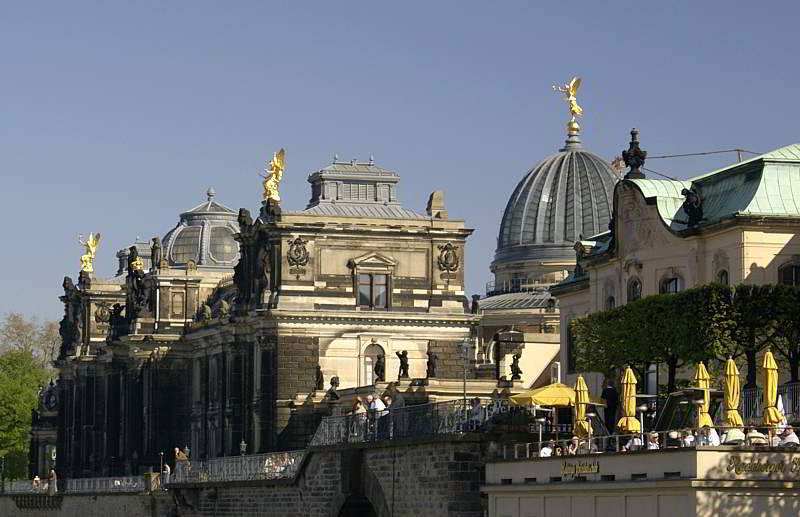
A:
[357, 273, 389, 309]
[660, 278, 680, 294]
[779, 265, 800, 286]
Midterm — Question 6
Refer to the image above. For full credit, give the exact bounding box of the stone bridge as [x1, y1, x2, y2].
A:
[173, 435, 484, 517]
[0, 435, 485, 517]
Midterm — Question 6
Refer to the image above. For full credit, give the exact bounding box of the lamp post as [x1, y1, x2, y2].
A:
[159, 452, 164, 488]
[535, 416, 547, 454]
[637, 403, 649, 445]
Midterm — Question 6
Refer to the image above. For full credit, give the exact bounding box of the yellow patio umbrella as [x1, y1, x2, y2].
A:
[693, 362, 714, 428]
[573, 375, 592, 437]
[723, 358, 743, 427]
[616, 367, 640, 433]
[509, 383, 605, 408]
[763, 350, 783, 427]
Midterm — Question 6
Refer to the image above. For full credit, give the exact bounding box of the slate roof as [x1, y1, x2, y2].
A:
[288, 158, 429, 219]
[298, 203, 427, 219]
[479, 290, 555, 311]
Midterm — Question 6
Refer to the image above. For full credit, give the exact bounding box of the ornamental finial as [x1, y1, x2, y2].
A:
[622, 128, 647, 179]
[553, 76, 583, 135]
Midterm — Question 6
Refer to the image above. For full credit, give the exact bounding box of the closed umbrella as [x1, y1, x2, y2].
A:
[763, 350, 782, 427]
[723, 358, 743, 428]
[573, 375, 592, 438]
[693, 362, 713, 428]
[616, 367, 640, 433]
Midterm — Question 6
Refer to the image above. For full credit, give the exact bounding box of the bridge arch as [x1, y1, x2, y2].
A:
[328, 460, 391, 517]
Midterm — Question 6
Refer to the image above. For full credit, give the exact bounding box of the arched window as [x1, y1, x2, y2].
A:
[779, 261, 800, 286]
[627, 277, 642, 302]
[716, 269, 729, 286]
[605, 296, 615, 310]
[362, 343, 385, 385]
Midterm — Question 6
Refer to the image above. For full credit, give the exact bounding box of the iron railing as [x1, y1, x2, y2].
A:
[65, 476, 145, 493]
[740, 384, 800, 424]
[169, 450, 305, 485]
[3, 476, 145, 494]
[309, 400, 471, 447]
[4, 480, 52, 494]
[492, 425, 800, 461]
[485, 278, 554, 296]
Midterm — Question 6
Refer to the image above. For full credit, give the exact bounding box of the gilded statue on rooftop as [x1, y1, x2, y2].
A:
[78, 233, 101, 272]
[262, 148, 286, 202]
[553, 76, 583, 132]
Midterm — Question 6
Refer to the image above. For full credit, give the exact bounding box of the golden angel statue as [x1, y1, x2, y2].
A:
[79, 232, 101, 272]
[262, 148, 286, 202]
[552, 76, 583, 126]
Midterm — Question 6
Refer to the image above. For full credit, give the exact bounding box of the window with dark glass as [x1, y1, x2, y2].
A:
[660, 277, 680, 294]
[605, 296, 615, 310]
[716, 269, 729, 286]
[358, 274, 388, 309]
[779, 264, 800, 286]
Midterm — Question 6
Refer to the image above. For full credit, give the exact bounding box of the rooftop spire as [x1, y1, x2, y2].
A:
[622, 128, 647, 179]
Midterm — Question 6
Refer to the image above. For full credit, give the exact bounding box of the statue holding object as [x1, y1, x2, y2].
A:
[78, 233, 101, 273]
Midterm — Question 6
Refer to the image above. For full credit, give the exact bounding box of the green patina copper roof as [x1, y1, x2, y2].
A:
[627, 143, 800, 231]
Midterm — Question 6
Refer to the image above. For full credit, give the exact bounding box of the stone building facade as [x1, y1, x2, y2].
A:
[47, 157, 487, 477]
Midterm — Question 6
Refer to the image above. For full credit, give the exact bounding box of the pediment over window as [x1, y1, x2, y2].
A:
[347, 252, 397, 271]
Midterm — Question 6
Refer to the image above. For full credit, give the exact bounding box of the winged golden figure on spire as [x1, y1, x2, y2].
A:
[553, 77, 583, 131]
[262, 148, 286, 202]
[79, 232, 101, 272]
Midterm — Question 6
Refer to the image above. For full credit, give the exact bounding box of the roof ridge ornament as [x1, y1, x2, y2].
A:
[622, 128, 647, 179]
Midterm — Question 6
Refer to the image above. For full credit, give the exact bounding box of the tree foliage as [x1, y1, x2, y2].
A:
[0, 350, 49, 479]
[569, 284, 800, 392]
[0, 314, 56, 480]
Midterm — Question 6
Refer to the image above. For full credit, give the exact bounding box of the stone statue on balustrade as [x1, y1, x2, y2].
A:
[396, 350, 409, 379]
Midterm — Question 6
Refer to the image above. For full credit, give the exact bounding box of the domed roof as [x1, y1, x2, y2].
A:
[162, 188, 240, 269]
[494, 134, 618, 265]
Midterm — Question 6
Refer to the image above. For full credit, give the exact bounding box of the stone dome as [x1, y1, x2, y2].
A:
[493, 134, 618, 266]
[162, 188, 240, 269]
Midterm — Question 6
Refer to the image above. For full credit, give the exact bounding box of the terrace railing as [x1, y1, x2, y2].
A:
[740, 383, 800, 425]
[309, 400, 470, 447]
[169, 450, 305, 485]
[65, 476, 145, 493]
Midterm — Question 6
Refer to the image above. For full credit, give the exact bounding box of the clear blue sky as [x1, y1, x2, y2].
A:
[2, 2, 798, 320]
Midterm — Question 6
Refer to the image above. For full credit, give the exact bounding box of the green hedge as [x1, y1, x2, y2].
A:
[570, 284, 800, 392]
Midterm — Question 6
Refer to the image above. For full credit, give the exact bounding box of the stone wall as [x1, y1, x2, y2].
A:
[2, 438, 485, 517]
[171, 438, 484, 517]
[0, 492, 173, 517]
